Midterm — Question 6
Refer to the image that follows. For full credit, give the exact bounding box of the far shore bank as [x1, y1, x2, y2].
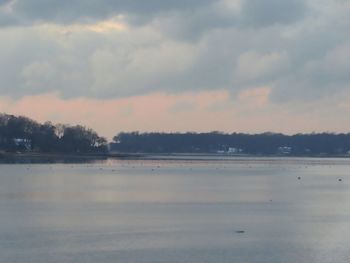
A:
[1, 151, 350, 164]
[0, 152, 145, 163]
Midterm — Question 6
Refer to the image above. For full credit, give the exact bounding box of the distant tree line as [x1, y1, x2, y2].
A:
[0, 114, 107, 153]
[111, 132, 350, 156]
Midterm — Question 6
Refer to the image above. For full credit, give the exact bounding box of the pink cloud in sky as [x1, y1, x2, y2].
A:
[1, 88, 350, 140]
[238, 87, 271, 107]
[0, 90, 232, 139]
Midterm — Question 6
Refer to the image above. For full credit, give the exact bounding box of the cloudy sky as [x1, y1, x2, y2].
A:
[0, 0, 349, 139]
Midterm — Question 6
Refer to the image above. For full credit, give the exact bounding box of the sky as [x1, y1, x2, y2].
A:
[0, 0, 350, 139]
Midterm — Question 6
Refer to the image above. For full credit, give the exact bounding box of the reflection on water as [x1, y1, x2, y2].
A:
[1, 158, 350, 262]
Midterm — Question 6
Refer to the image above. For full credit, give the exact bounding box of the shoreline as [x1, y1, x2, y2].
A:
[0, 152, 145, 163]
[1, 151, 350, 164]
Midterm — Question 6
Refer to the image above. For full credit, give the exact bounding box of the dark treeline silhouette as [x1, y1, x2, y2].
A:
[0, 113, 107, 153]
[111, 132, 350, 156]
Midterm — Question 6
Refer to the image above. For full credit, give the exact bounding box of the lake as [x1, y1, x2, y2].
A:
[1, 157, 350, 263]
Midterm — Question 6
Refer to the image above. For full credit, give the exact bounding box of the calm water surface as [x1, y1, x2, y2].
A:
[1, 157, 350, 262]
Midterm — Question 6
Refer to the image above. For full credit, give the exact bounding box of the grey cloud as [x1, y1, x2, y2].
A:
[0, 0, 11, 5]
[271, 41, 350, 102]
[144, 0, 309, 41]
[0, 13, 17, 26]
[11, 0, 215, 24]
[0, 0, 349, 105]
[240, 0, 308, 27]
[2, 0, 309, 32]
